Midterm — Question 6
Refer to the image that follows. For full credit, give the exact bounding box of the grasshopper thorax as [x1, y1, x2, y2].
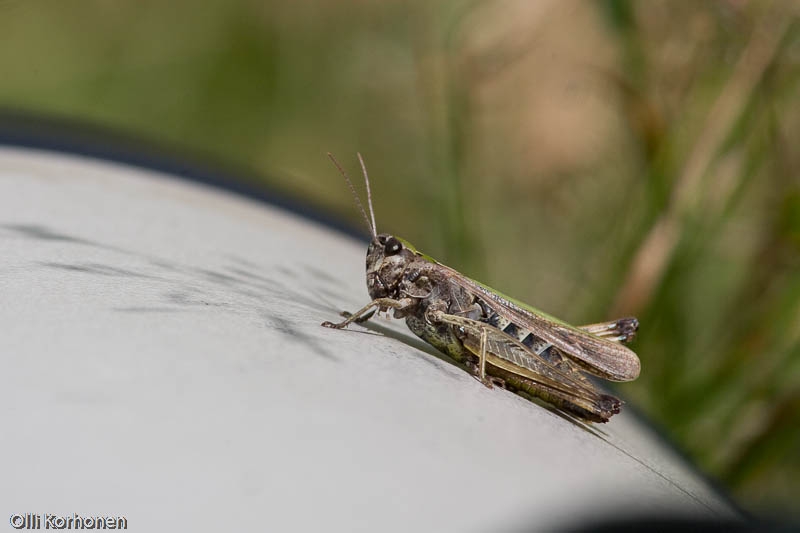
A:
[366, 233, 418, 300]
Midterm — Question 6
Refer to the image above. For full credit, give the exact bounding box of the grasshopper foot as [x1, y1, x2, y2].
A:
[475, 375, 506, 389]
[321, 310, 356, 328]
[465, 361, 505, 389]
[488, 376, 506, 389]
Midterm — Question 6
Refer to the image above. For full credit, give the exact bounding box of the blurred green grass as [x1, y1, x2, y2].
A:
[2, 0, 799, 518]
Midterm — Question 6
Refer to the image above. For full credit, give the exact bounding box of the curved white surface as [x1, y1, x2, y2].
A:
[0, 146, 739, 532]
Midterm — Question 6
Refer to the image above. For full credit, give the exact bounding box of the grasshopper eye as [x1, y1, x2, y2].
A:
[384, 236, 402, 255]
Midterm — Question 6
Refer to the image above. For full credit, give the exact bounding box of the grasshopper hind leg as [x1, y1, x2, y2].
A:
[495, 366, 622, 423]
[427, 309, 623, 422]
[580, 317, 639, 344]
[475, 328, 506, 389]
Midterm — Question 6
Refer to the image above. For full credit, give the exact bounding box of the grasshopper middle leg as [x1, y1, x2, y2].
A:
[425, 309, 506, 389]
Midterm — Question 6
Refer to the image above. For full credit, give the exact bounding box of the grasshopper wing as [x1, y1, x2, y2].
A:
[443, 266, 641, 382]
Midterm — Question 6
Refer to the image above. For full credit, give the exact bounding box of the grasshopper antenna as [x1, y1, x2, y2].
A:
[356, 152, 377, 237]
[327, 152, 377, 239]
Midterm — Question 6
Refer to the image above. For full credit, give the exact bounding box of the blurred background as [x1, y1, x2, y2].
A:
[1, 0, 798, 520]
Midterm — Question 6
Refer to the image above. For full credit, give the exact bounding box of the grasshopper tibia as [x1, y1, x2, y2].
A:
[340, 309, 376, 324]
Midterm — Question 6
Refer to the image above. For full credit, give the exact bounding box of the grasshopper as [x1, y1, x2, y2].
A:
[322, 154, 641, 423]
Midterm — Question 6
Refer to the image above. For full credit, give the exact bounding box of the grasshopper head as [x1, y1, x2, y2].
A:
[325, 154, 418, 300]
[366, 233, 416, 300]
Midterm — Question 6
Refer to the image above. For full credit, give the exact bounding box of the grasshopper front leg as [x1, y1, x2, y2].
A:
[322, 297, 414, 329]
